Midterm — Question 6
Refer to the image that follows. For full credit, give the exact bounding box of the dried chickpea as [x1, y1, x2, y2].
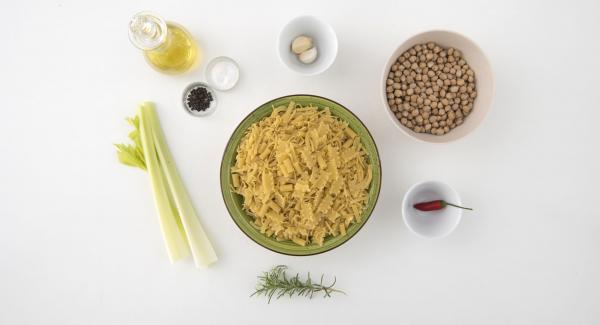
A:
[386, 42, 477, 135]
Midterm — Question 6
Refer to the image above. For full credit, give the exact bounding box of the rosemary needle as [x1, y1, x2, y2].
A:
[251, 265, 345, 303]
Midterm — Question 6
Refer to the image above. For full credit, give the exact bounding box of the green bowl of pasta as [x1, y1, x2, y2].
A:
[220, 95, 381, 256]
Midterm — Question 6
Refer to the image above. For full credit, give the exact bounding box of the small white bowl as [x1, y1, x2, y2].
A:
[182, 82, 217, 117]
[206, 56, 240, 91]
[277, 16, 338, 76]
[402, 181, 462, 239]
[382, 30, 494, 143]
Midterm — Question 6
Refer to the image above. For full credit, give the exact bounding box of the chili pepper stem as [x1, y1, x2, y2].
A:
[444, 202, 473, 211]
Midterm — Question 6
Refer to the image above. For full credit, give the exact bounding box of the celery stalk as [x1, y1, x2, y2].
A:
[138, 103, 190, 263]
[142, 105, 218, 268]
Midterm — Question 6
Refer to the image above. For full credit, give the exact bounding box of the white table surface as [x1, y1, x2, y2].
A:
[2, 0, 600, 324]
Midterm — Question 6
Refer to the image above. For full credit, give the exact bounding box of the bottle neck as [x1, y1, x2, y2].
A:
[148, 25, 174, 53]
[128, 12, 168, 51]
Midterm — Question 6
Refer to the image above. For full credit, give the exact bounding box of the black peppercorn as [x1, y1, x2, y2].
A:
[186, 86, 214, 112]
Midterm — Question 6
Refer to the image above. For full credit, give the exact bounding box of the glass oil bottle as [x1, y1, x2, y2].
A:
[129, 12, 201, 74]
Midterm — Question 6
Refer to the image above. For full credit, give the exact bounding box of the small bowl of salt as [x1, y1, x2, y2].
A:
[206, 56, 240, 91]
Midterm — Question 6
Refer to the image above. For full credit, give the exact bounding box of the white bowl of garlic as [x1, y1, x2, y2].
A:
[277, 16, 338, 76]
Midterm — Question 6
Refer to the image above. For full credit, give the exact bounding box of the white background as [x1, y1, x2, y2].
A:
[1, 0, 599, 324]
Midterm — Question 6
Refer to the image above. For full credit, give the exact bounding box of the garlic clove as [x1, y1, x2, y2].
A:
[298, 47, 318, 64]
[291, 36, 313, 54]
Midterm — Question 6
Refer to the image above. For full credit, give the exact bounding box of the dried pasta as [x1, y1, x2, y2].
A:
[231, 102, 372, 246]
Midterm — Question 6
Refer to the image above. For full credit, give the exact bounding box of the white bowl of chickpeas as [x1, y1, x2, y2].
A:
[382, 30, 494, 143]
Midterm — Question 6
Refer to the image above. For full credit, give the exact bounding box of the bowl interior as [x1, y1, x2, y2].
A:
[402, 181, 462, 238]
[221, 95, 381, 255]
[382, 30, 494, 143]
[278, 16, 338, 75]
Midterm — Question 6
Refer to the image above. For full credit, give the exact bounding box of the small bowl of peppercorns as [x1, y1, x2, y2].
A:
[183, 82, 217, 117]
[382, 30, 494, 143]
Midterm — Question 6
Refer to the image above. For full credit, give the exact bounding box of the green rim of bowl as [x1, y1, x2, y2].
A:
[220, 95, 382, 256]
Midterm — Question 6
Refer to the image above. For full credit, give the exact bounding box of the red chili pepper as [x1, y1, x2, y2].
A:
[413, 200, 472, 211]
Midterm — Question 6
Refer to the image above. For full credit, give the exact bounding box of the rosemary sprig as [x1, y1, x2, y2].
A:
[251, 265, 345, 303]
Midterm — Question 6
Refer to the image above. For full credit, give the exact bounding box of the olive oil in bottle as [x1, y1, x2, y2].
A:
[129, 12, 201, 74]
